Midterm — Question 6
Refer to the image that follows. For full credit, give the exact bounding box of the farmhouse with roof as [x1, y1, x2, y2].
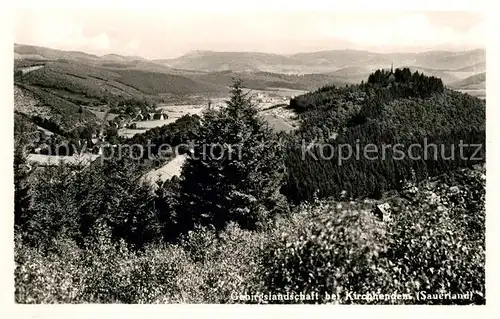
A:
[153, 109, 168, 120]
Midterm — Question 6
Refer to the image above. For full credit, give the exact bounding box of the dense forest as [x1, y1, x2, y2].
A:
[127, 114, 202, 157]
[283, 68, 485, 202]
[14, 71, 486, 304]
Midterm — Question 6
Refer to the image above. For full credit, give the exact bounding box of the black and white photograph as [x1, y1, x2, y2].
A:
[8, 3, 490, 308]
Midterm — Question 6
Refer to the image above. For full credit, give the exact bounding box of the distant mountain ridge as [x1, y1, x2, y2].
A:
[15, 44, 100, 62]
[14, 43, 486, 105]
[100, 53, 148, 62]
[15, 44, 485, 76]
[450, 72, 486, 90]
[155, 48, 486, 74]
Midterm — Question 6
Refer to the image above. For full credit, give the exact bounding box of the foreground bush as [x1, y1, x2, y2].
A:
[15, 222, 270, 303]
[256, 168, 485, 304]
[15, 224, 196, 303]
[15, 168, 485, 304]
[257, 201, 389, 304]
[382, 168, 485, 304]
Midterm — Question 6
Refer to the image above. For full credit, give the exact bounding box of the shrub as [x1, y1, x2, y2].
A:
[381, 168, 486, 304]
[256, 201, 388, 304]
[15, 223, 199, 303]
[15, 233, 87, 303]
[257, 168, 485, 304]
[15, 221, 269, 303]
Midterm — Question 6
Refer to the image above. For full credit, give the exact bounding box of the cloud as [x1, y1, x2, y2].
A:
[125, 39, 140, 52]
[28, 13, 82, 45]
[316, 13, 484, 51]
[465, 21, 486, 47]
[16, 9, 111, 54]
[15, 10, 485, 58]
[82, 33, 111, 51]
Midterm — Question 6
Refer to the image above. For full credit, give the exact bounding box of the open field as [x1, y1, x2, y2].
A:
[156, 104, 206, 117]
[117, 128, 149, 138]
[141, 154, 188, 186]
[458, 89, 486, 99]
[118, 88, 300, 138]
[448, 71, 484, 80]
[261, 87, 308, 96]
[118, 102, 296, 137]
[118, 104, 206, 137]
[27, 153, 100, 166]
[261, 114, 295, 132]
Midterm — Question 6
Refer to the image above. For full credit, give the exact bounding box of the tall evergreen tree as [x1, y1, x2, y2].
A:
[14, 146, 31, 228]
[176, 78, 288, 235]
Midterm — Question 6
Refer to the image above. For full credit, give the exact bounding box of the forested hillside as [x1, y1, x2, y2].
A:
[192, 70, 350, 91]
[450, 72, 486, 90]
[14, 82, 100, 142]
[282, 68, 485, 202]
[156, 48, 485, 74]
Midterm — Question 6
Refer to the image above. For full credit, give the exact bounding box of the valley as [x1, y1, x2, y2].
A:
[13, 44, 486, 175]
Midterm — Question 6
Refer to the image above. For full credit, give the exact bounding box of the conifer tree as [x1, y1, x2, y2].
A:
[177, 78, 287, 235]
[14, 146, 31, 228]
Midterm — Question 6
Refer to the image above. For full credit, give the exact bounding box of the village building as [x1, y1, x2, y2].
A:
[26, 153, 100, 168]
[388, 62, 396, 83]
[153, 109, 168, 120]
[373, 203, 391, 222]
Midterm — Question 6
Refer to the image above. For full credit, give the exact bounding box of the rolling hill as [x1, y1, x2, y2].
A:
[453, 62, 486, 73]
[100, 53, 148, 62]
[404, 49, 485, 71]
[154, 50, 298, 73]
[14, 59, 228, 101]
[291, 49, 392, 69]
[399, 66, 461, 84]
[155, 48, 485, 76]
[13, 48, 356, 103]
[15, 43, 100, 63]
[13, 44, 486, 141]
[14, 44, 176, 75]
[15, 44, 485, 87]
[191, 70, 351, 91]
[282, 68, 486, 202]
[14, 82, 99, 140]
[450, 72, 486, 90]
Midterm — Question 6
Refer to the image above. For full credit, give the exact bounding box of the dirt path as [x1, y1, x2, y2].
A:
[19, 65, 45, 75]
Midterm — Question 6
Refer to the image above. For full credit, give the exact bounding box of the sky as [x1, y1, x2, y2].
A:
[14, 9, 486, 59]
